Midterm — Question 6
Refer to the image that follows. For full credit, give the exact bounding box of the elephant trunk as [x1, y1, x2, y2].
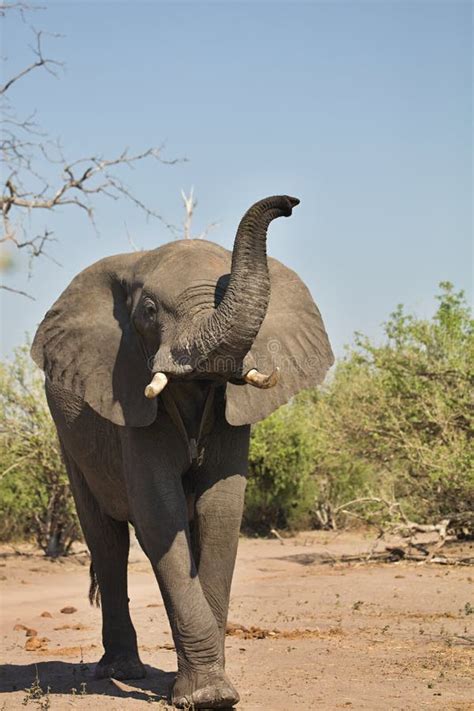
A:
[184, 195, 299, 372]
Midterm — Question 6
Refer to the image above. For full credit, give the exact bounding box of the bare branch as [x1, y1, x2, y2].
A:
[181, 186, 195, 239]
[0, 28, 62, 95]
[0, 3, 44, 19]
[124, 221, 141, 252]
[195, 220, 220, 241]
[180, 187, 220, 240]
[0, 283, 34, 299]
[1, 3, 184, 284]
[1, 147, 182, 260]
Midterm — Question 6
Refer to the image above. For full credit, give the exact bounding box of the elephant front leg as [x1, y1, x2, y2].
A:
[192, 473, 247, 660]
[124, 426, 240, 709]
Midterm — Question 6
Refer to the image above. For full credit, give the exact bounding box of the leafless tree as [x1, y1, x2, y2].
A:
[180, 186, 219, 240]
[125, 187, 220, 250]
[0, 3, 181, 296]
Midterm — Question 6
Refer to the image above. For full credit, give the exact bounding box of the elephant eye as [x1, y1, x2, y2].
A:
[143, 299, 157, 318]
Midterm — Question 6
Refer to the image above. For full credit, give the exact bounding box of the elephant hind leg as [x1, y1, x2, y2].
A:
[62, 451, 144, 680]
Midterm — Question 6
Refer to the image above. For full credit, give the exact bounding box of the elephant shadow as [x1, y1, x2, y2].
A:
[0, 661, 238, 708]
[0, 660, 174, 703]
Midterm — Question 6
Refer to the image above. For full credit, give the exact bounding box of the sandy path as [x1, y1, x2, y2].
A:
[1, 532, 473, 710]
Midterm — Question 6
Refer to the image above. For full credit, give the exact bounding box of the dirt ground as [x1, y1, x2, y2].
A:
[0, 531, 473, 710]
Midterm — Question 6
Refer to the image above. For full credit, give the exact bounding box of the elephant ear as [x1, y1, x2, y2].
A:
[31, 253, 157, 427]
[225, 257, 334, 426]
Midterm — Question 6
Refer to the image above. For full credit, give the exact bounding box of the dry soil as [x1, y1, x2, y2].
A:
[0, 532, 473, 710]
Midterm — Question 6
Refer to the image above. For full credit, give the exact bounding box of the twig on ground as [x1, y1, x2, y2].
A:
[270, 528, 285, 545]
[316, 546, 474, 567]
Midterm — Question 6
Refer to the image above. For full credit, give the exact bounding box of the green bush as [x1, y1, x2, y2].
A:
[246, 283, 473, 533]
[0, 345, 81, 555]
[317, 282, 473, 527]
[245, 392, 319, 532]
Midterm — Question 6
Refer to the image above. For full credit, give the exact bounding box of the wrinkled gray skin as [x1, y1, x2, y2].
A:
[32, 196, 334, 708]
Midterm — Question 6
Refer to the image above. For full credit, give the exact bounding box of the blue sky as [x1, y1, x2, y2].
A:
[1, 0, 472, 358]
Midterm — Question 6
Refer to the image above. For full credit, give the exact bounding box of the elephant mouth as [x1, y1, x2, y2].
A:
[144, 359, 280, 399]
[145, 368, 280, 400]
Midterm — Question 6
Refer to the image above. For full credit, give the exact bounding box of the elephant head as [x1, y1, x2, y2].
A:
[31, 195, 334, 427]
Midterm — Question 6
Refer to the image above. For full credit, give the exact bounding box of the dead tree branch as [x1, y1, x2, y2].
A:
[180, 187, 219, 240]
[0, 28, 62, 96]
[1, 5, 183, 284]
[314, 494, 472, 565]
[0, 2, 43, 20]
[1, 147, 181, 260]
[0, 284, 35, 299]
[318, 548, 474, 566]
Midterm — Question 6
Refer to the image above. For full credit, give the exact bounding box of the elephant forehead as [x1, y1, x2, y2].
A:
[142, 240, 232, 299]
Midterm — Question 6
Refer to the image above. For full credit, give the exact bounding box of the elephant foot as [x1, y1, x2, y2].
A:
[172, 667, 239, 708]
[94, 651, 146, 680]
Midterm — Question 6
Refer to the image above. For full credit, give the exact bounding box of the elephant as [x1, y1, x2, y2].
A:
[31, 195, 334, 708]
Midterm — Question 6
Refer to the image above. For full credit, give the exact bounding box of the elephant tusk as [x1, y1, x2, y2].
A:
[144, 372, 169, 399]
[244, 367, 280, 389]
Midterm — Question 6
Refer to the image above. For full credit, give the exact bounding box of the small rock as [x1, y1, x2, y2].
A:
[25, 628, 37, 637]
[13, 624, 27, 632]
[60, 606, 77, 614]
[54, 623, 86, 631]
[40, 611, 53, 618]
[25, 636, 49, 651]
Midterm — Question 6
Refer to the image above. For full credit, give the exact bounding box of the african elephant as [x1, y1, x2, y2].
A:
[31, 195, 333, 708]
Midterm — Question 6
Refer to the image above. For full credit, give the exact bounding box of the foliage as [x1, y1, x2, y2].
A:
[323, 281, 473, 525]
[0, 345, 80, 555]
[247, 283, 473, 533]
[22, 669, 51, 710]
[244, 392, 319, 532]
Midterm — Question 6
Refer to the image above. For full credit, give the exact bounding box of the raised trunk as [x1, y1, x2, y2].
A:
[182, 195, 299, 374]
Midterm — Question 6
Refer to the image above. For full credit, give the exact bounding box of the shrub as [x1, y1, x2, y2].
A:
[0, 345, 81, 555]
[246, 283, 473, 533]
[324, 283, 472, 523]
[245, 392, 319, 533]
